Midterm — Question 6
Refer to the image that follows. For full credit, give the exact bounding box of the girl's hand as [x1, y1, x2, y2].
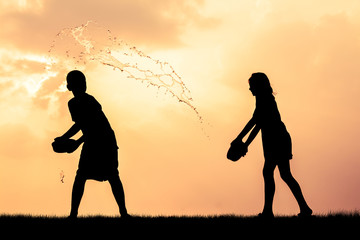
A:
[239, 144, 248, 157]
[231, 137, 242, 145]
[227, 140, 248, 161]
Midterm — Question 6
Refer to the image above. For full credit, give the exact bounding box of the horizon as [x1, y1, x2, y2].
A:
[0, 0, 360, 216]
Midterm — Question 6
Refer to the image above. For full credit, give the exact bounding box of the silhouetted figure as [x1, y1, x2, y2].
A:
[231, 72, 312, 218]
[55, 70, 129, 218]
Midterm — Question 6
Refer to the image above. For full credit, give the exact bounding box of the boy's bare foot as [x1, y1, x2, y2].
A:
[298, 208, 313, 217]
[121, 212, 132, 219]
[257, 212, 274, 219]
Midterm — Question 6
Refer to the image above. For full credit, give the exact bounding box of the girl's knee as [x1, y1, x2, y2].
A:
[279, 170, 293, 182]
[262, 161, 276, 179]
[278, 161, 294, 182]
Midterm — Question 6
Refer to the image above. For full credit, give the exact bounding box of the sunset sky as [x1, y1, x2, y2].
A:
[1, 0, 360, 216]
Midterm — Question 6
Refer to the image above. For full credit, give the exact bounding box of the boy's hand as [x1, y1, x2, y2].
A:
[66, 139, 82, 153]
[52, 137, 81, 153]
[54, 136, 67, 142]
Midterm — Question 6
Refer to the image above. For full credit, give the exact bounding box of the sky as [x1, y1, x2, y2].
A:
[0, 0, 360, 216]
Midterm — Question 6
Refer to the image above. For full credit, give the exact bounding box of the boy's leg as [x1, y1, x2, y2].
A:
[262, 161, 276, 216]
[278, 161, 312, 215]
[69, 174, 87, 218]
[108, 175, 128, 216]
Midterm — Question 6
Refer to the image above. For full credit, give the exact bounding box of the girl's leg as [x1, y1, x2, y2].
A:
[69, 174, 87, 218]
[108, 175, 129, 217]
[278, 161, 312, 215]
[262, 161, 277, 216]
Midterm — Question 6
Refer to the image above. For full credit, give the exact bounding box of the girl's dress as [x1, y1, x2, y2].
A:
[253, 94, 292, 162]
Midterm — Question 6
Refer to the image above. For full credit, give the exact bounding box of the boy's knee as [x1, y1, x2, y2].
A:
[74, 173, 87, 184]
[108, 174, 121, 184]
[262, 168, 273, 180]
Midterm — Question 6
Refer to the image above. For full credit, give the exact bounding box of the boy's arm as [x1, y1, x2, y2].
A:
[66, 134, 85, 153]
[58, 123, 81, 139]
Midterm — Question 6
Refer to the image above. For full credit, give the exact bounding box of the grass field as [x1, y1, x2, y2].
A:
[1, 213, 359, 237]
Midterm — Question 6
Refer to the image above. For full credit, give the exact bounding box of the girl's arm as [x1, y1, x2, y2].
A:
[233, 116, 260, 147]
[234, 117, 256, 142]
[244, 125, 260, 147]
[77, 135, 85, 144]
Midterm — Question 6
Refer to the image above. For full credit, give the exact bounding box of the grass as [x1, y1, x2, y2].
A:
[1, 212, 359, 237]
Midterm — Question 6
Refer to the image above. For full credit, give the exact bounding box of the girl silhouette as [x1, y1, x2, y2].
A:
[233, 72, 312, 218]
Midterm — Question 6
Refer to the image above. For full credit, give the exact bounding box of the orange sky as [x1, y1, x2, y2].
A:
[1, 0, 360, 216]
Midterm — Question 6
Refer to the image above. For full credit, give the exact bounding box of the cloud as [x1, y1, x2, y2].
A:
[0, 50, 48, 77]
[221, 9, 360, 92]
[0, 123, 42, 160]
[0, 0, 219, 52]
[0, 0, 221, 128]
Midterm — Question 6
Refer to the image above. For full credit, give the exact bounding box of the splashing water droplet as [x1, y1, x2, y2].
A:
[59, 170, 65, 183]
[48, 20, 203, 123]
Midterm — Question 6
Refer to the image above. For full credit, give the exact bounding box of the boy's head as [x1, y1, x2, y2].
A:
[66, 70, 86, 94]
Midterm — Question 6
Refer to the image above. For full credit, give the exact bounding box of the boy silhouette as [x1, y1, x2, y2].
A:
[56, 70, 129, 218]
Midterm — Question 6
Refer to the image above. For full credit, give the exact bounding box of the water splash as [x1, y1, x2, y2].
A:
[48, 20, 203, 123]
[59, 170, 65, 183]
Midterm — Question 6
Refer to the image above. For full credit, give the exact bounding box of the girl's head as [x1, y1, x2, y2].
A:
[248, 72, 273, 96]
[67, 70, 87, 94]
